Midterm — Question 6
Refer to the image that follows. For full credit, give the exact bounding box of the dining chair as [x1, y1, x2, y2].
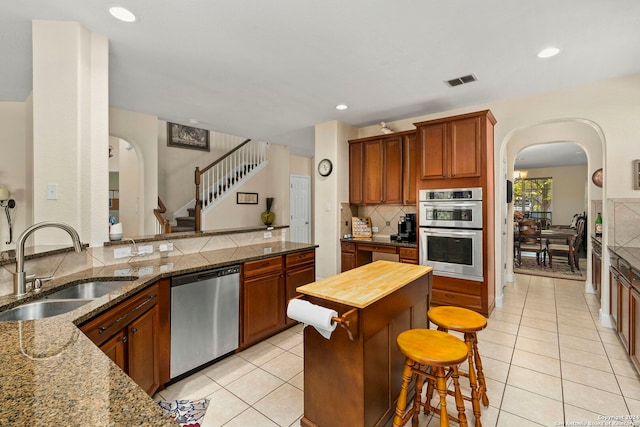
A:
[517, 219, 546, 266]
[547, 218, 585, 271]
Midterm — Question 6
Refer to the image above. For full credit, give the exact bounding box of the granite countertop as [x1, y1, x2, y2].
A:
[297, 260, 431, 309]
[0, 241, 317, 427]
[340, 236, 417, 248]
[608, 246, 640, 274]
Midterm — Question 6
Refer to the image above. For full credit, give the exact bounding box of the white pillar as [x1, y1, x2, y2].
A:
[32, 20, 109, 246]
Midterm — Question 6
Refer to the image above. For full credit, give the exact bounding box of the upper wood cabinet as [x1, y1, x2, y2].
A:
[416, 110, 496, 182]
[349, 142, 364, 204]
[349, 132, 412, 205]
[403, 132, 419, 205]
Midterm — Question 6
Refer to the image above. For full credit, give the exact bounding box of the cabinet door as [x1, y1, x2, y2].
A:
[420, 123, 447, 179]
[610, 268, 619, 326]
[382, 136, 403, 204]
[128, 306, 160, 396]
[403, 133, 419, 205]
[449, 116, 481, 178]
[243, 273, 285, 345]
[618, 278, 631, 352]
[632, 288, 640, 370]
[99, 329, 127, 372]
[592, 250, 601, 297]
[349, 142, 364, 204]
[285, 264, 316, 325]
[363, 140, 383, 203]
[341, 252, 356, 272]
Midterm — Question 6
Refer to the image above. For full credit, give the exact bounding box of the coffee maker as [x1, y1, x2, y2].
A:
[391, 213, 416, 243]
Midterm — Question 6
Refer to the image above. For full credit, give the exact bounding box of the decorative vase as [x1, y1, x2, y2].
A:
[261, 210, 275, 226]
[261, 197, 275, 226]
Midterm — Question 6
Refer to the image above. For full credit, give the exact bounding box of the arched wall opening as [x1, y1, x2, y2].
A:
[498, 119, 606, 307]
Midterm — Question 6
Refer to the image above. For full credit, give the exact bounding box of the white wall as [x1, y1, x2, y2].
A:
[313, 120, 357, 278]
[0, 103, 27, 252]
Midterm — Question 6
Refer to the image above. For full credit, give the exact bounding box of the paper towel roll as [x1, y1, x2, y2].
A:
[287, 299, 338, 339]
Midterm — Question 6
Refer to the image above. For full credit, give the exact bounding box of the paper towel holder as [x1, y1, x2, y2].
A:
[289, 296, 359, 341]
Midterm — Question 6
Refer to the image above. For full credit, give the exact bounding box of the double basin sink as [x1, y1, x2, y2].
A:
[0, 280, 134, 322]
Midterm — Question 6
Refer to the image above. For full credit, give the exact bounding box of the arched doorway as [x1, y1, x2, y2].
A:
[498, 119, 605, 306]
[108, 136, 144, 237]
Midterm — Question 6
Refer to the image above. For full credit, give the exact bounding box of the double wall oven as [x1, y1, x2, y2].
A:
[419, 188, 483, 282]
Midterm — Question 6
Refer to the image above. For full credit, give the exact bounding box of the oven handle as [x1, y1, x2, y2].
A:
[421, 229, 479, 237]
[421, 202, 480, 207]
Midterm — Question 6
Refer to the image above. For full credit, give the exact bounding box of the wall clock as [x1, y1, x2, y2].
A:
[318, 158, 333, 177]
[592, 168, 603, 188]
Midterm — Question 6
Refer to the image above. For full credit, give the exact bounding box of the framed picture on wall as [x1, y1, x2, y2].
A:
[237, 192, 258, 204]
[167, 122, 210, 151]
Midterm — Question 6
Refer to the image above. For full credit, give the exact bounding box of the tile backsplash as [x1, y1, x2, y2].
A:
[341, 204, 417, 238]
[607, 198, 640, 247]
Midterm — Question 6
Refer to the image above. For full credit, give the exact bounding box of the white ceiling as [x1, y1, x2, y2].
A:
[2, 1, 640, 158]
[515, 142, 587, 169]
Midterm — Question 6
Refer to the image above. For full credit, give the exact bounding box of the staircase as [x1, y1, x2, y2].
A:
[169, 139, 269, 232]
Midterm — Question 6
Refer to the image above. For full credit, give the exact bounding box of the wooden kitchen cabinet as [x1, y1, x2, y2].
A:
[242, 256, 285, 347]
[416, 110, 496, 185]
[348, 133, 406, 205]
[285, 250, 316, 325]
[341, 241, 357, 272]
[617, 259, 632, 352]
[399, 247, 418, 264]
[631, 285, 640, 371]
[81, 282, 164, 396]
[349, 142, 364, 204]
[403, 132, 419, 205]
[592, 237, 602, 298]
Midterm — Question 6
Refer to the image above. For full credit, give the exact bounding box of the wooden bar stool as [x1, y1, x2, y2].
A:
[392, 329, 468, 427]
[428, 306, 489, 427]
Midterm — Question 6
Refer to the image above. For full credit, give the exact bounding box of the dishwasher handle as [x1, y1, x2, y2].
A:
[171, 266, 240, 286]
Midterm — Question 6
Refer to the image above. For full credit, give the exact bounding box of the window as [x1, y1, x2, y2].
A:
[514, 177, 552, 227]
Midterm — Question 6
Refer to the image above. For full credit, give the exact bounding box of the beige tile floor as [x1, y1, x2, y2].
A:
[155, 273, 640, 427]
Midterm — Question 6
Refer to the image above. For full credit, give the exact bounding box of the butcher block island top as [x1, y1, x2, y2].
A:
[297, 260, 431, 308]
[297, 260, 432, 427]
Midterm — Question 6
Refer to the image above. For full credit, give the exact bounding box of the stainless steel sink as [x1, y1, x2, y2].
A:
[44, 280, 132, 300]
[0, 300, 92, 321]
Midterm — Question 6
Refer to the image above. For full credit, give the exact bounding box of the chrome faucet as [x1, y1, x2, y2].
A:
[14, 221, 83, 297]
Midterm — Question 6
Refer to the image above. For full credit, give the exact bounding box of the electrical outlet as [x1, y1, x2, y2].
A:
[372, 226, 379, 232]
[264, 231, 272, 239]
[264, 247, 272, 254]
[114, 268, 133, 276]
[114, 247, 132, 259]
[138, 266, 154, 276]
[138, 244, 153, 254]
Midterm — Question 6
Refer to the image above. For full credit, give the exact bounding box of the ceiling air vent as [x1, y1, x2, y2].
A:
[445, 74, 477, 87]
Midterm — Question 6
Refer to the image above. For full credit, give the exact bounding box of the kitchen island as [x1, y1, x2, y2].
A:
[296, 260, 432, 427]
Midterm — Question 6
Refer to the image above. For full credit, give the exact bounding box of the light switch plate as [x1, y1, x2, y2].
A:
[264, 231, 272, 238]
[47, 184, 58, 200]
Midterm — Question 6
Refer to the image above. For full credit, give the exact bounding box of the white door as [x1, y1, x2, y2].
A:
[290, 175, 311, 243]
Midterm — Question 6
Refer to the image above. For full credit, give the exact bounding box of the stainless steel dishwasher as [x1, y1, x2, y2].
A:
[170, 265, 240, 379]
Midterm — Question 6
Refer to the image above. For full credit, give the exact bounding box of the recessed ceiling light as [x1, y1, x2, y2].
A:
[538, 47, 560, 58]
[109, 6, 137, 23]
[335, 104, 348, 111]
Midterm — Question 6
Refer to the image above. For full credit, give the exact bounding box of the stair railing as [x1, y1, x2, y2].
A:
[195, 139, 267, 231]
[154, 197, 172, 234]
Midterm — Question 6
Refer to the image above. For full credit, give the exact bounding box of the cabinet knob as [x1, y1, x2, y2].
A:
[121, 336, 128, 343]
[131, 328, 138, 335]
